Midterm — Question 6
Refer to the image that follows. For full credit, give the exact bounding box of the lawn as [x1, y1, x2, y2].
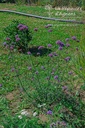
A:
[0, 3, 85, 128]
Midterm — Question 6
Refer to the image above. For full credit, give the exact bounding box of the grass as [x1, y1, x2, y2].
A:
[0, 3, 85, 128]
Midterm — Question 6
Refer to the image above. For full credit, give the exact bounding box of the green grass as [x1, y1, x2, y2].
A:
[0, 4, 85, 128]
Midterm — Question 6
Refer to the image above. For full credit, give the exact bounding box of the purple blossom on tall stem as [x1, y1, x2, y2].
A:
[16, 37, 20, 42]
[37, 52, 40, 56]
[62, 86, 68, 91]
[0, 84, 2, 87]
[65, 38, 70, 42]
[34, 28, 38, 31]
[48, 53, 53, 57]
[65, 57, 70, 62]
[47, 110, 53, 115]
[47, 44, 52, 48]
[28, 66, 32, 70]
[3, 42, 7, 46]
[56, 40, 65, 47]
[76, 47, 79, 51]
[6, 37, 10, 41]
[68, 71, 73, 75]
[45, 24, 52, 28]
[27, 51, 31, 55]
[48, 29, 52, 32]
[11, 67, 15, 72]
[59, 46, 63, 50]
[41, 66, 45, 70]
[54, 75, 58, 79]
[38, 46, 44, 50]
[17, 24, 28, 31]
[66, 43, 70, 47]
[35, 71, 39, 74]
[10, 45, 14, 50]
[15, 34, 19, 38]
[72, 36, 76, 40]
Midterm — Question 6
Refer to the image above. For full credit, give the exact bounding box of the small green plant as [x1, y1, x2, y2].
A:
[3, 20, 32, 53]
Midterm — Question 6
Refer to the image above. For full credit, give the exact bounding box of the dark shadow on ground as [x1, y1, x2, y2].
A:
[29, 46, 52, 56]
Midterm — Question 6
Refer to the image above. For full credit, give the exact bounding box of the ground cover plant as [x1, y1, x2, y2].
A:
[0, 3, 85, 128]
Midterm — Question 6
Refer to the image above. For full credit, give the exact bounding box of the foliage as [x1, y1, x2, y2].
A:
[3, 20, 32, 53]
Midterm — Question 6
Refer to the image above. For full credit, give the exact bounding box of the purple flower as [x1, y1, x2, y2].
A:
[3, 42, 7, 46]
[37, 52, 40, 55]
[62, 86, 68, 91]
[51, 72, 54, 75]
[41, 66, 45, 70]
[27, 51, 31, 55]
[34, 28, 38, 31]
[47, 44, 52, 48]
[65, 38, 69, 42]
[56, 40, 65, 47]
[48, 53, 53, 57]
[35, 71, 39, 74]
[76, 47, 79, 51]
[54, 75, 58, 79]
[45, 24, 52, 28]
[17, 24, 28, 31]
[10, 45, 14, 50]
[48, 29, 52, 32]
[38, 46, 44, 50]
[66, 43, 70, 47]
[16, 37, 20, 42]
[59, 46, 63, 50]
[72, 36, 76, 40]
[47, 110, 52, 115]
[15, 34, 19, 38]
[11, 67, 15, 72]
[68, 71, 73, 75]
[28, 66, 32, 70]
[80, 67, 82, 70]
[65, 57, 70, 62]
[6, 37, 10, 41]
[0, 84, 2, 87]
[17, 24, 23, 28]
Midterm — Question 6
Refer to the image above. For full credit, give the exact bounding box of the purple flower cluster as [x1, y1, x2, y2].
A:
[17, 24, 28, 31]
[72, 36, 76, 40]
[48, 52, 58, 57]
[6, 37, 10, 41]
[47, 44, 52, 48]
[3, 42, 7, 46]
[45, 24, 52, 28]
[56, 40, 65, 47]
[54, 75, 58, 79]
[48, 29, 52, 32]
[15, 34, 20, 42]
[47, 110, 53, 115]
[65, 57, 70, 62]
[38, 46, 44, 50]
[34, 28, 38, 31]
[62, 86, 68, 91]
[27, 51, 31, 55]
[0, 84, 2, 87]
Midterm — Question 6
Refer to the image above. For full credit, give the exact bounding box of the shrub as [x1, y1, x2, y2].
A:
[3, 20, 32, 53]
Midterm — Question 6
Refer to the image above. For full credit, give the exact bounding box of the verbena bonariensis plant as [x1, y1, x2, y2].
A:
[3, 20, 32, 53]
[3, 27, 85, 127]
